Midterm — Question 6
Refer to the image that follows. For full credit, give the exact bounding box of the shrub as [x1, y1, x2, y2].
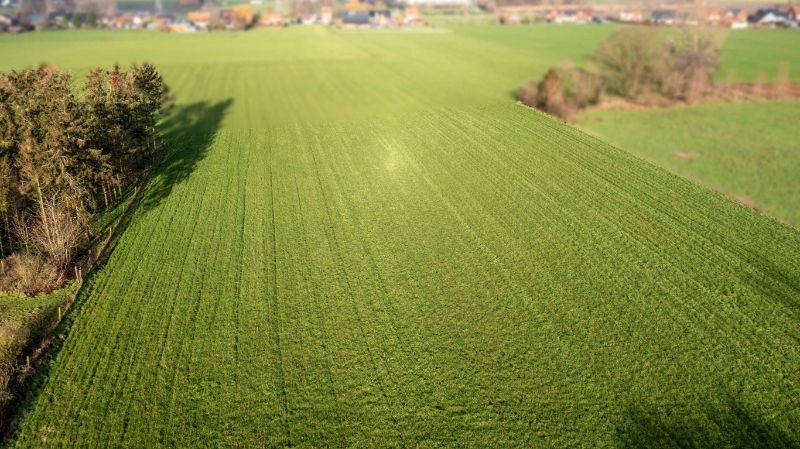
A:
[593, 27, 723, 102]
[0, 254, 62, 296]
[663, 29, 723, 102]
[593, 27, 669, 99]
[0, 319, 31, 407]
[519, 63, 603, 120]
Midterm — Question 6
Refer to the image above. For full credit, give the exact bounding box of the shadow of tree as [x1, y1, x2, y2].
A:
[736, 246, 800, 319]
[617, 393, 800, 449]
[139, 98, 233, 214]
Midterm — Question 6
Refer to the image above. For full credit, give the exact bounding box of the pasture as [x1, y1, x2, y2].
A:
[577, 100, 800, 226]
[1, 25, 799, 448]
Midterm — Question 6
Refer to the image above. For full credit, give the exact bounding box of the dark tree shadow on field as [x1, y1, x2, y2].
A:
[735, 246, 800, 321]
[617, 392, 800, 449]
[139, 98, 233, 214]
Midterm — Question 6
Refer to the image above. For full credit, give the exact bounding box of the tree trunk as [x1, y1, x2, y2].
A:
[0, 210, 7, 257]
[34, 178, 51, 247]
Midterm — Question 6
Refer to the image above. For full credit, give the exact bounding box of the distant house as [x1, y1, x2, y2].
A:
[403, 6, 418, 24]
[259, 12, 282, 26]
[299, 13, 317, 25]
[187, 10, 210, 29]
[547, 9, 589, 24]
[131, 14, 145, 29]
[618, 10, 643, 23]
[721, 8, 748, 28]
[650, 10, 676, 25]
[789, 5, 800, 22]
[402, 0, 471, 5]
[319, 6, 333, 24]
[557, 9, 578, 23]
[169, 19, 196, 32]
[749, 8, 789, 26]
[342, 10, 369, 26]
[369, 8, 391, 26]
[0, 13, 13, 27]
[704, 9, 720, 24]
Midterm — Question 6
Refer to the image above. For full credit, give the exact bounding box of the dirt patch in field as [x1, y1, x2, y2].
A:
[736, 196, 763, 213]
[674, 151, 701, 160]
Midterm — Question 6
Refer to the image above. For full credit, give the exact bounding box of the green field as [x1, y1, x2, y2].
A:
[1, 26, 800, 448]
[719, 29, 800, 82]
[577, 100, 800, 226]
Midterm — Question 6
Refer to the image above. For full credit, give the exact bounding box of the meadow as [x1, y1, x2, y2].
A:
[577, 100, 800, 226]
[1, 25, 799, 447]
[718, 29, 800, 82]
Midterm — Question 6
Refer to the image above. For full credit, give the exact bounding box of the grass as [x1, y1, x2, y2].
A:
[0, 290, 68, 335]
[576, 100, 800, 226]
[719, 28, 800, 82]
[0, 26, 798, 447]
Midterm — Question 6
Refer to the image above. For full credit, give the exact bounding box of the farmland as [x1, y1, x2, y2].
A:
[1, 25, 800, 448]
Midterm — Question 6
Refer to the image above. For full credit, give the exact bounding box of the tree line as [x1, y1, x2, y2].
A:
[0, 63, 169, 294]
[519, 27, 724, 120]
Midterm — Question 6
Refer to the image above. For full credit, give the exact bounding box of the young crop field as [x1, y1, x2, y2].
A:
[576, 100, 800, 226]
[1, 26, 800, 448]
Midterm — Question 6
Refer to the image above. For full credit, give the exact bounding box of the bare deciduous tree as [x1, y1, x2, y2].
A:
[14, 195, 86, 271]
[592, 27, 667, 99]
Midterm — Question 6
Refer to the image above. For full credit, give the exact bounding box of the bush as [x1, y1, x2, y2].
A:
[593, 27, 722, 102]
[663, 29, 723, 102]
[593, 27, 669, 99]
[0, 254, 62, 296]
[0, 319, 30, 407]
[519, 63, 603, 120]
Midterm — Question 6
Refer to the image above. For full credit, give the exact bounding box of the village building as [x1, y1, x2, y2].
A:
[749, 8, 790, 27]
[342, 10, 369, 26]
[650, 10, 676, 25]
[259, 12, 283, 26]
[299, 13, 317, 24]
[187, 10, 210, 29]
[790, 5, 800, 22]
[704, 9, 720, 25]
[618, 10, 643, 23]
[722, 8, 749, 29]
[404, 6, 418, 24]
[319, 6, 333, 24]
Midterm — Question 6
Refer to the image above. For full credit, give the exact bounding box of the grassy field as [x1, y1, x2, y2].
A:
[576, 100, 800, 226]
[1, 26, 799, 448]
[719, 29, 800, 82]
